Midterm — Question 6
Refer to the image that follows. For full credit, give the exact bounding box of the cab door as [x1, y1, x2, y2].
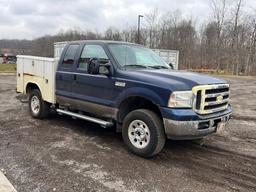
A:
[72, 43, 116, 116]
[56, 44, 80, 100]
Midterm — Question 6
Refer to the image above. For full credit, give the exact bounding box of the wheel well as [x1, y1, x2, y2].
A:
[26, 83, 40, 94]
[118, 96, 163, 123]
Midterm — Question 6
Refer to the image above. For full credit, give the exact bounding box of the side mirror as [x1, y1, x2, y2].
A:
[169, 63, 174, 69]
[88, 58, 100, 74]
[99, 63, 111, 76]
[88, 58, 111, 76]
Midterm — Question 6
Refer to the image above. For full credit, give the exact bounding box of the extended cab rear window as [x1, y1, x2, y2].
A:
[62, 44, 79, 68]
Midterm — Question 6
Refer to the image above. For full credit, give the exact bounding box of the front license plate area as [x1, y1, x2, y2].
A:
[217, 117, 226, 132]
[218, 122, 225, 131]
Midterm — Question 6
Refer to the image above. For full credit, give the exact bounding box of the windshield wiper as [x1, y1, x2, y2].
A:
[123, 64, 149, 68]
[149, 65, 169, 69]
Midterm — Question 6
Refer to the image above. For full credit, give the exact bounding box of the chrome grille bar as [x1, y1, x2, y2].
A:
[205, 92, 229, 98]
[205, 98, 229, 106]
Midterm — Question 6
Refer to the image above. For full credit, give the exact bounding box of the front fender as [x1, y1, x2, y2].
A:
[115, 87, 167, 107]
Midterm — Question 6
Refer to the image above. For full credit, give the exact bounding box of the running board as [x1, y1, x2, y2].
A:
[56, 109, 113, 127]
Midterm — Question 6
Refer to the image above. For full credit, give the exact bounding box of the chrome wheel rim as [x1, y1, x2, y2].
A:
[31, 96, 40, 114]
[128, 120, 150, 149]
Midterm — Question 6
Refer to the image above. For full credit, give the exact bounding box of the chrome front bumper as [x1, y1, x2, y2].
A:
[163, 113, 231, 140]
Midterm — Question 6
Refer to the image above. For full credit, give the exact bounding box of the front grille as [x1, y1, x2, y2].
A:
[192, 84, 230, 115]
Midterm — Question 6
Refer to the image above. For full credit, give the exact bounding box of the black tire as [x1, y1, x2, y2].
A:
[29, 89, 50, 119]
[122, 109, 166, 158]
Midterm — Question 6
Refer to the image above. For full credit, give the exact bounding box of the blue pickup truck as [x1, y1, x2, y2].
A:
[17, 40, 232, 157]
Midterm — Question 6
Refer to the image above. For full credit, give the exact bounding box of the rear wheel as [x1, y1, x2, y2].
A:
[29, 89, 50, 119]
[122, 109, 166, 158]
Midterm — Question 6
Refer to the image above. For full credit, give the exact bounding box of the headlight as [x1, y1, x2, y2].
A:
[168, 91, 193, 108]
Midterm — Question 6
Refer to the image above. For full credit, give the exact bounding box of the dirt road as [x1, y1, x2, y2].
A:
[0, 75, 256, 192]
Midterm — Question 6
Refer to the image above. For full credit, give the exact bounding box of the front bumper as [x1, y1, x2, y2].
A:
[161, 105, 232, 140]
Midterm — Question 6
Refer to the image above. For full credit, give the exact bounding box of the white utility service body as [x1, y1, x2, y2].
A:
[16, 55, 57, 104]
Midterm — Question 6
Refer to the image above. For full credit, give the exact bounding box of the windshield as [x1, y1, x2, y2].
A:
[108, 44, 170, 69]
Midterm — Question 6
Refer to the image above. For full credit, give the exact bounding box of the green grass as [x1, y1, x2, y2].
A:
[0, 64, 16, 72]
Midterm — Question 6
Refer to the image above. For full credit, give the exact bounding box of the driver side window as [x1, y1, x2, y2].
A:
[78, 44, 109, 72]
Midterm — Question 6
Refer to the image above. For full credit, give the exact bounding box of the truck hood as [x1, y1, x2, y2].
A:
[122, 69, 227, 91]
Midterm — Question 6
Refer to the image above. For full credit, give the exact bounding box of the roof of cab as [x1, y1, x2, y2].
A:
[66, 40, 140, 46]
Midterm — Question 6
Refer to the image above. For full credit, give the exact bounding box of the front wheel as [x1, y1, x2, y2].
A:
[29, 89, 50, 119]
[122, 109, 166, 158]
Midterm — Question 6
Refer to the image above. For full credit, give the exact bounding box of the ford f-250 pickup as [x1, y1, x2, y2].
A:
[17, 40, 232, 157]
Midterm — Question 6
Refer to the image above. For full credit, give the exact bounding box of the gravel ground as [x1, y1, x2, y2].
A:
[0, 75, 256, 192]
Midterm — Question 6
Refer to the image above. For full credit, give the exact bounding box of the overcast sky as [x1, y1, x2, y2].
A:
[0, 0, 255, 40]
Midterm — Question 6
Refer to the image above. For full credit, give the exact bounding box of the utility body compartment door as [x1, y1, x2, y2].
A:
[16, 56, 24, 93]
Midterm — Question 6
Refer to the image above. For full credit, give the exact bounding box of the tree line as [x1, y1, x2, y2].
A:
[0, 0, 255, 75]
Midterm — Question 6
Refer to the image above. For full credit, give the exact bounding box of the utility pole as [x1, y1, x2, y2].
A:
[137, 15, 144, 44]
